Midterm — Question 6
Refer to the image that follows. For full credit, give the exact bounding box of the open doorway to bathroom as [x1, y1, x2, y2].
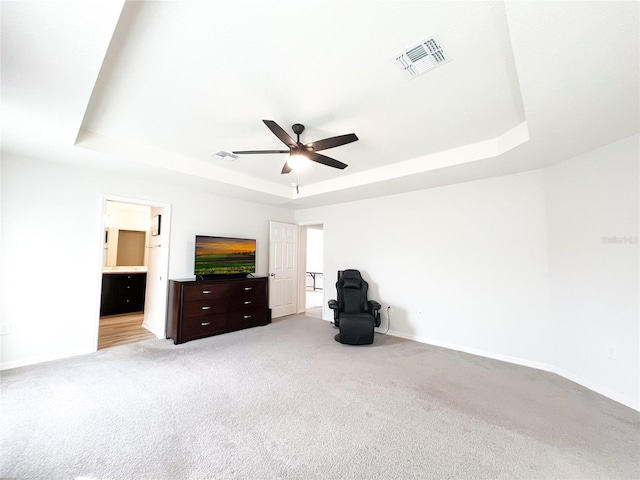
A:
[305, 224, 323, 319]
[98, 201, 154, 349]
[97, 198, 170, 350]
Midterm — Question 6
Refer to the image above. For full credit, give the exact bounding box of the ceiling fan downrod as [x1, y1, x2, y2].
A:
[292, 123, 305, 144]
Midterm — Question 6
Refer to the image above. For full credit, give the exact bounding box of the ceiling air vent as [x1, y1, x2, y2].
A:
[394, 35, 450, 79]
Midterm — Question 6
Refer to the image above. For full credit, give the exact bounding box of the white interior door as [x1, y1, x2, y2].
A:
[269, 221, 298, 318]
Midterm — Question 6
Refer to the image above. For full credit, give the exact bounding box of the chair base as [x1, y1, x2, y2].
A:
[334, 332, 374, 346]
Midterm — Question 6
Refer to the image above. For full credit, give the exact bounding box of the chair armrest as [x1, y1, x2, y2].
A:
[368, 300, 381, 312]
[368, 300, 382, 328]
[328, 299, 340, 323]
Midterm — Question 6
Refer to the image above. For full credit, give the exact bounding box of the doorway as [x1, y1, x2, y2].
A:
[96, 197, 171, 350]
[304, 224, 323, 319]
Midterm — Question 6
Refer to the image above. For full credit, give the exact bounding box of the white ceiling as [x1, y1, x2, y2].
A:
[2, 1, 638, 208]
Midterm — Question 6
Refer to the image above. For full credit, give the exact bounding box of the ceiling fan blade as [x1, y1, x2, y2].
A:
[306, 133, 358, 152]
[263, 120, 298, 148]
[232, 150, 290, 155]
[307, 151, 348, 170]
[281, 161, 292, 174]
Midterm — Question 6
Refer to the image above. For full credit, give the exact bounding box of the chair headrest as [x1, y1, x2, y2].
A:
[342, 276, 361, 289]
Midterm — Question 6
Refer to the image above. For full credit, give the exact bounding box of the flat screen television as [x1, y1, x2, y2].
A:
[194, 235, 256, 278]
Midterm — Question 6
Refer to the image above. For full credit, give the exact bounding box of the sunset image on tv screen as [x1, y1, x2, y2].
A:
[195, 237, 256, 275]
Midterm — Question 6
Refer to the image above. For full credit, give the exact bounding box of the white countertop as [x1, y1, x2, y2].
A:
[102, 266, 148, 273]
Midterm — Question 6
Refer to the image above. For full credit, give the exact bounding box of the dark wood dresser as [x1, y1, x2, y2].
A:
[167, 277, 270, 344]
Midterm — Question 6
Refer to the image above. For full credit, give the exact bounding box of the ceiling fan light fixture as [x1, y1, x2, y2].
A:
[288, 153, 310, 170]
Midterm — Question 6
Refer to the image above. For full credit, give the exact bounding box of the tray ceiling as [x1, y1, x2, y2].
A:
[2, 1, 638, 207]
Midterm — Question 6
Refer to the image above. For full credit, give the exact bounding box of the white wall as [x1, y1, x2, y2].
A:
[0, 154, 294, 369]
[295, 134, 639, 409]
[306, 228, 323, 273]
[296, 169, 552, 367]
[2, 135, 637, 409]
[545, 134, 639, 409]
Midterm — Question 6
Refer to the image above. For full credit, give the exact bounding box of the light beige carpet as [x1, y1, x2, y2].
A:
[2, 314, 638, 479]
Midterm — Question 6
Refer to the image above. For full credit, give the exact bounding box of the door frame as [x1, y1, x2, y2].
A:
[94, 194, 172, 351]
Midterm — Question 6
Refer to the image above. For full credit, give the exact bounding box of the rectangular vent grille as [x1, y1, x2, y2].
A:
[395, 35, 450, 79]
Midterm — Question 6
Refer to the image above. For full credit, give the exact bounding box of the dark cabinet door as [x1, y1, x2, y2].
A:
[100, 273, 147, 316]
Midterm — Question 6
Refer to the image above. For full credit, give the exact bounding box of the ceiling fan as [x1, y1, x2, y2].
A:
[233, 120, 358, 174]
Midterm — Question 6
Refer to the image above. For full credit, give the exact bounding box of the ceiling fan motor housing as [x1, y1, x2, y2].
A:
[292, 123, 305, 136]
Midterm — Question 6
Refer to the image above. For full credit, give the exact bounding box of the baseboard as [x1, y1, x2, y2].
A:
[141, 321, 164, 339]
[1, 347, 92, 371]
[385, 329, 554, 372]
[553, 367, 639, 411]
[382, 329, 639, 412]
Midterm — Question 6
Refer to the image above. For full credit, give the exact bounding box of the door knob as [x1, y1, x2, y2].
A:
[270, 273, 275, 277]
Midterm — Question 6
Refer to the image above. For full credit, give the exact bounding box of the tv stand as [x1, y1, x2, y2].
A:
[196, 273, 249, 281]
[167, 277, 269, 344]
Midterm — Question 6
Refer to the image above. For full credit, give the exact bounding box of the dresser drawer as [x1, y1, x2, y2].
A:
[180, 313, 227, 338]
[231, 280, 266, 303]
[233, 280, 261, 294]
[183, 283, 229, 302]
[232, 296, 266, 312]
[228, 309, 268, 329]
[183, 299, 227, 317]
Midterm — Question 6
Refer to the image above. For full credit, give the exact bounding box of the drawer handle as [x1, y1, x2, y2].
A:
[202, 290, 212, 294]
[201, 306, 212, 310]
[201, 322, 211, 326]
[244, 301, 252, 305]
[244, 287, 252, 291]
[243, 314, 251, 319]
